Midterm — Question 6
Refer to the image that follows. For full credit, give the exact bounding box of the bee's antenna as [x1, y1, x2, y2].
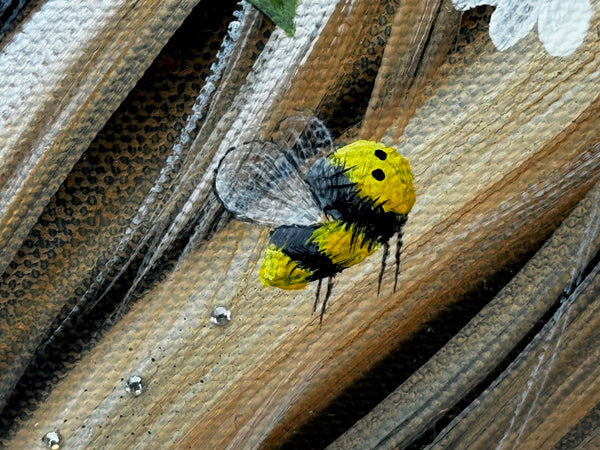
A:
[313, 278, 322, 314]
[378, 241, 389, 296]
[394, 232, 403, 293]
[320, 277, 334, 326]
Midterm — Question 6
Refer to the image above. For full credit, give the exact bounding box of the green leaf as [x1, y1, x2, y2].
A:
[246, 0, 298, 37]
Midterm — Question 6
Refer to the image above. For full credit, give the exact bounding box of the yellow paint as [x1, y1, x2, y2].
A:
[259, 244, 312, 289]
[310, 220, 379, 268]
[329, 140, 416, 215]
[259, 221, 379, 290]
[259, 140, 415, 290]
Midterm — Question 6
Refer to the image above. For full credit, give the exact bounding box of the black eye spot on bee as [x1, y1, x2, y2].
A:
[372, 169, 385, 181]
[374, 149, 387, 160]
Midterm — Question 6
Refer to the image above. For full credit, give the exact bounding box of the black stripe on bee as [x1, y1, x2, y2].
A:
[270, 225, 342, 280]
[306, 157, 407, 244]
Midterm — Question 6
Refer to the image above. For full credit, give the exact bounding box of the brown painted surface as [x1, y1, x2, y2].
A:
[332, 181, 600, 449]
[431, 247, 600, 449]
[1, 0, 599, 448]
[0, 0, 200, 276]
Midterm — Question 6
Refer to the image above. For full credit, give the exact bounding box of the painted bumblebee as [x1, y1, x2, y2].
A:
[215, 117, 415, 321]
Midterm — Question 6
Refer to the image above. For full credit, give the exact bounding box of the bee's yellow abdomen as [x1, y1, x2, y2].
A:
[330, 140, 415, 215]
[310, 221, 379, 269]
[259, 244, 312, 289]
[259, 221, 379, 290]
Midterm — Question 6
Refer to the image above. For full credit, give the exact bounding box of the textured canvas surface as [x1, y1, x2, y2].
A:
[0, 0, 599, 448]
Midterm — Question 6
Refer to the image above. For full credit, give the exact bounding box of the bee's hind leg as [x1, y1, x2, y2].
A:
[394, 232, 404, 293]
[378, 242, 389, 296]
[313, 278, 322, 314]
[319, 277, 335, 325]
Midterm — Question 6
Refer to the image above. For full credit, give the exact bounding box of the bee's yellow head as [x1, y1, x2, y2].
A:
[329, 140, 415, 215]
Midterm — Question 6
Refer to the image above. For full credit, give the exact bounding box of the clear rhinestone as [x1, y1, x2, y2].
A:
[210, 307, 231, 325]
[42, 431, 62, 449]
[125, 375, 144, 396]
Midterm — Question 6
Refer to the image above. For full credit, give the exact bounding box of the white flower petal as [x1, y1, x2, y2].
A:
[489, 0, 542, 51]
[538, 0, 591, 56]
[451, 0, 498, 11]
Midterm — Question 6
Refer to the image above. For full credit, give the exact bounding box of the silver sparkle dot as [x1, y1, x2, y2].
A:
[42, 431, 62, 449]
[210, 306, 231, 325]
[228, 21, 241, 41]
[125, 375, 145, 396]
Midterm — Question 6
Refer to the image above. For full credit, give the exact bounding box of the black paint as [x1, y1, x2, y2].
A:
[268, 156, 407, 288]
[372, 168, 385, 181]
[374, 149, 387, 160]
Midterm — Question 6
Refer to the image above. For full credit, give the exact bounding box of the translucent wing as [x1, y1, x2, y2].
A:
[216, 116, 332, 227]
[538, 0, 591, 57]
[271, 115, 333, 168]
[215, 140, 324, 227]
[489, 0, 541, 51]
